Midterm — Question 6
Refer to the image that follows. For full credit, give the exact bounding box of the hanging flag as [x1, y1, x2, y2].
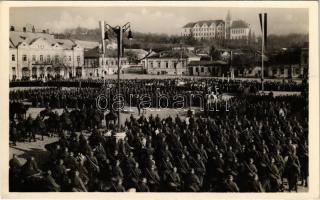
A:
[258, 13, 268, 50]
[259, 13, 263, 33]
[264, 13, 267, 49]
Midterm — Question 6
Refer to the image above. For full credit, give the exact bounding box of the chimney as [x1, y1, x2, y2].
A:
[46, 29, 49, 34]
[23, 27, 26, 32]
[10, 26, 15, 31]
[32, 26, 35, 33]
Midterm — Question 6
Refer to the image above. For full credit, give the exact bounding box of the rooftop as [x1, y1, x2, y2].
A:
[74, 40, 99, 50]
[10, 25, 50, 34]
[188, 60, 228, 66]
[84, 47, 149, 58]
[231, 20, 249, 29]
[183, 20, 225, 28]
[84, 46, 100, 58]
[10, 31, 56, 48]
[9, 30, 98, 50]
[146, 50, 198, 59]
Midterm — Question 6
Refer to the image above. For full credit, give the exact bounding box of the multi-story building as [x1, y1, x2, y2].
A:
[182, 10, 251, 42]
[84, 46, 129, 78]
[141, 50, 200, 75]
[182, 20, 225, 40]
[229, 20, 251, 41]
[9, 25, 84, 80]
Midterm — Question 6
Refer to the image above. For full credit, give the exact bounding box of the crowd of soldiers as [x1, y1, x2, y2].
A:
[10, 77, 307, 112]
[10, 78, 305, 92]
[9, 93, 308, 192]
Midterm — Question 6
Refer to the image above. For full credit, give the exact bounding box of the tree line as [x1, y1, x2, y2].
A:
[53, 27, 308, 52]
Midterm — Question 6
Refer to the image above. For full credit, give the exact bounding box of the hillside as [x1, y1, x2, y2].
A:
[53, 27, 308, 51]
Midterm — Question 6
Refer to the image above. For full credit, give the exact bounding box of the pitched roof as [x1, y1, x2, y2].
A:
[74, 40, 99, 49]
[9, 31, 77, 49]
[146, 50, 198, 59]
[183, 22, 196, 28]
[124, 49, 149, 60]
[10, 31, 54, 47]
[188, 60, 228, 66]
[231, 20, 249, 29]
[197, 20, 225, 26]
[55, 39, 77, 49]
[84, 46, 100, 58]
[124, 49, 148, 55]
[10, 25, 49, 33]
[84, 47, 148, 59]
[183, 20, 225, 28]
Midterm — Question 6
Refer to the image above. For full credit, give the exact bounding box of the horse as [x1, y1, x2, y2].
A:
[10, 102, 30, 120]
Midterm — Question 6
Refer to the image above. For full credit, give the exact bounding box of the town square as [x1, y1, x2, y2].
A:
[5, 4, 315, 194]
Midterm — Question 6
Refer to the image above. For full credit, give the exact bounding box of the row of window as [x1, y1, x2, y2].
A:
[272, 68, 301, 75]
[12, 54, 81, 63]
[184, 28, 247, 35]
[145, 61, 185, 69]
[192, 26, 223, 32]
[16, 68, 83, 78]
[194, 32, 223, 37]
[231, 29, 246, 34]
[84, 59, 128, 66]
[194, 67, 220, 74]
[102, 60, 128, 66]
[230, 36, 248, 40]
[195, 67, 205, 73]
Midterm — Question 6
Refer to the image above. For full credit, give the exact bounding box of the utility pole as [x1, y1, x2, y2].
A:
[117, 27, 122, 128]
[102, 21, 132, 128]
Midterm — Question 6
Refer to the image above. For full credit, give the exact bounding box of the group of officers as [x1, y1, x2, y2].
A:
[9, 91, 308, 192]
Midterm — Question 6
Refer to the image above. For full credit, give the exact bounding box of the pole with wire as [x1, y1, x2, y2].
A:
[101, 22, 133, 128]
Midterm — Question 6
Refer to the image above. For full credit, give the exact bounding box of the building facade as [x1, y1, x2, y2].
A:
[182, 10, 251, 42]
[266, 45, 309, 79]
[142, 51, 200, 75]
[9, 26, 84, 80]
[182, 20, 225, 40]
[84, 46, 129, 78]
[188, 60, 229, 76]
[229, 20, 251, 41]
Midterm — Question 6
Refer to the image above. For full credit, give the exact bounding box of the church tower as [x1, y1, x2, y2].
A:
[225, 10, 232, 40]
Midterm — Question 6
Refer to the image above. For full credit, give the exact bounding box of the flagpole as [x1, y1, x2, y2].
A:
[261, 16, 265, 92]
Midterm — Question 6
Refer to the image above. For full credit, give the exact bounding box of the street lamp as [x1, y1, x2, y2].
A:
[103, 22, 133, 128]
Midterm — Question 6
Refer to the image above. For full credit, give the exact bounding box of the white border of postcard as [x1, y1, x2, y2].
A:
[0, 1, 319, 200]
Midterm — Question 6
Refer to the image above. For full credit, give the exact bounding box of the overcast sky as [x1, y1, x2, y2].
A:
[10, 7, 308, 36]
